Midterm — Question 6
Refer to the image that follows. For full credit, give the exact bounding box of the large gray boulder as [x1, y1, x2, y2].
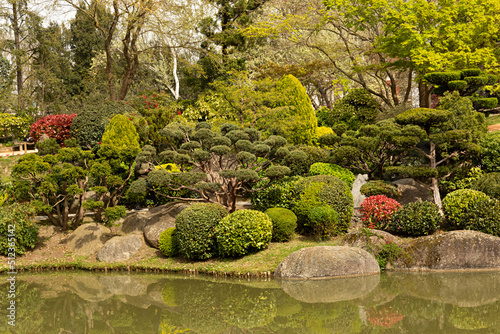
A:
[66, 223, 111, 256]
[392, 178, 433, 205]
[143, 201, 191, 248]
[118, 211, 150, 234]
[97, 234, 145, 263]
[275, 246, 380, 279]
[392, 230, 500, 270]
[277, 274, 380, 303]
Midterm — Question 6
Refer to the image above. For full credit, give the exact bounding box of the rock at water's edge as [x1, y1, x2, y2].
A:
[97, 234, 144, 263]
[66, 223, 111, 256]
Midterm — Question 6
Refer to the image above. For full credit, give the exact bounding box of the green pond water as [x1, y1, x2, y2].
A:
[0, 271, 499, 333]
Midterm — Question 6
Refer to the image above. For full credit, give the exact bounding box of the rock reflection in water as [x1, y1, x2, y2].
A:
[0, 271, 498, 333]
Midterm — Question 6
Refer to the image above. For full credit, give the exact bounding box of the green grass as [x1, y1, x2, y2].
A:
[486, 114, 500, 126]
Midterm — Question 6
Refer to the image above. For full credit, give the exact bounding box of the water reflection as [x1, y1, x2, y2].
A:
[0, 271, 498, 333]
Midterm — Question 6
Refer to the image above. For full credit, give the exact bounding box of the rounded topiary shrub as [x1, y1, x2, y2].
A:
[442, 189, 490, 229]
[360, 195, 401, 230]
[265, 207, 297, 242]
[0, 203, 39, 256]
[460, 198, 500, 236]
[308, 205, 339, 240]
[480, 132, 500, 173]
[159, 227, 178, 257]
[175, 203, 228, 260]
[293, 175, 353, 235]
[388, 201, 441, 237]
[215, 210, 272, 258]
[101, 114, 140, 150]
[251, 176, 301, 211]
[472, 172, 500, 200]
[309, 163, 355, 188]
[360, 180, 401, 199]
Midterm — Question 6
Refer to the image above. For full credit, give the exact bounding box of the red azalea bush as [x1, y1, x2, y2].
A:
[30, 113, 77, 144]
[360, 195, 401, 230]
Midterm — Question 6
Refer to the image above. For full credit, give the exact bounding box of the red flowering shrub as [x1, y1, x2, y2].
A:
[30, 114, 77, 145]
[360, 195, 401, 230]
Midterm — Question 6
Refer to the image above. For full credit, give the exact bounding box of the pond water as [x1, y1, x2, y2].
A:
[0, 271, 499, 333]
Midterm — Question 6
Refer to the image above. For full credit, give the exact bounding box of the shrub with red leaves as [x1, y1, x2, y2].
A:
[360, 195, 401, 230]
[29, 114, 77, 145]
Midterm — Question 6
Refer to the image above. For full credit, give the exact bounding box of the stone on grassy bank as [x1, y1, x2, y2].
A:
[275, 246, 380, 279]
[393, 230, 500, 270]
[97, 234, 145, 263]
[66, 223, 111, 256]
[143, 202, 191, 248]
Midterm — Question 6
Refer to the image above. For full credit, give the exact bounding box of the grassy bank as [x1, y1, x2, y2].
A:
[0, 238, 340, 278]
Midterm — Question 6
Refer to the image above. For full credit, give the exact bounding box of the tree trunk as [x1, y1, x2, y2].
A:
[12, 2, 23, 108]
[418, 80, 432, 108]
[429, 142, 443, 211]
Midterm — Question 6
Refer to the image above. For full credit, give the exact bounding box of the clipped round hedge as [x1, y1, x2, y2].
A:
[472, 172, 500, 200]
[389, 201, 441, 237]
[251, 176, 301, 211]
[460, 198, 500, 236]
[175, 203, 228, 260]
[360, 180, 401, 199]
[442, 189, 490, 229]
[158, 227, 178, 257]
[265, 207, 297, 242]
[293, 175, 353, 235]
[308, 205, 338, 240]
[215, 210, 272, 258]
[309, 162, 355, 188]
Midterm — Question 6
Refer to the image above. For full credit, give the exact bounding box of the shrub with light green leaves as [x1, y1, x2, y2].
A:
[175, 203, 228, 260]
[293, 175, 353, 236]
[472, 172, 500, 200]
[251, 176, 301, 211]
[309, 163, 355, 188]
[308, 205, 339, 240]
[479, 132, 500, 173]
[460, 198, 500, 236]
[215, 210, 272, 258]
[388, 201, 441, 237]
[442, 189, 490, 229]
[265, 207, 297, 242]
[159, 227, 178, 257]
[0, 203, 39, 256]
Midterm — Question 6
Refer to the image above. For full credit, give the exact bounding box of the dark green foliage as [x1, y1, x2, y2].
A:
[395, 108, 452, 132]
[472, 173, 500, 200]
[317, 89, 381, 130]
[36, 138, 60, 156]
[480, 132, 500, 172]
[281, 149, 309, 176]
[460, 198, 500, 236]
[309, 163, 355, 188]
[442, 189, 490, 229]
[424, 71, 461, 85]
[0, 203, 39, 256]
[469, 97, 498, 110]
[360, 180, 401, 199]
[265, 207, 297, 242]
[251, 176, 301, 211]
[159, 227, 178, 257]
[103, 205, 127, 227]
[293, 175, 353, 235]
[215, 209, 272, 258]
[175, 203, 228, 260]
[308, 205, 339, 240]
[388, 201, 441, 237]
[447, 80, 467, 91]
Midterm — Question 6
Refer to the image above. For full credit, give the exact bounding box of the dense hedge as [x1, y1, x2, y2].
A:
[442, 189, 490, 229]
[251, 176, 301, 211]
[215, 210, 272, 258]
[389, 201, 441, 237]
[309, 163, 355, 188]
[293, 175, 353, 236]
[159, 227, 178, 257]
[265, 207, 297, 242]
[101, 114, 140, 150]
[175, 203, 228, 260]
[29, 113, 76, 144]
[0, 203, 39, 256]
[460, 198, 500, 236]
[472, 172, 500, 200]
[308, 205, 339, 240]
[480, 132, 500, 173]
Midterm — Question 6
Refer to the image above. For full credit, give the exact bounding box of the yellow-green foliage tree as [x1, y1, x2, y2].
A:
[274, 74, 317, 145]
[101, 114, 140, 149]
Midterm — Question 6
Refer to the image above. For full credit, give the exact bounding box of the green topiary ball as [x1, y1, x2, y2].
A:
[360, 180, 401, 199]
[101, 114, 140, 150]
[265, 207, 297, 242]
[472, 172, 500, 200]
[215, 210, 272, 258]
[460, 198, 500, 237]
[309, 162, 355, 188]
[293, 175, 353, 235]
[442, 189, 490, 229]
[388, 201, 441, 237]
[308, 205, 339, 240]
[251, 176, 301, 211]
[175, 203, 228, 260]
[159, 227, 178, 257]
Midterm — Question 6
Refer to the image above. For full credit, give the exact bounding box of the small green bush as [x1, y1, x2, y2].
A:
[360, 180, 401, 199]
[265, 207, 297, 242]
[215, 210, 272, 258]
[472, 172, 500, 200]
[480, 132, 500, 173]
[308, 205, 338, 240]
[175, 203, 228, 260]
[0, 203, 39, 256]
[159, 227, 178, 257]
[442, 189, 490, 229]
[293, 175, 353, 235]
[389, 201, 441, 237]
[251, 176, 301, 211]
[309, 163, 355, 188]
[101, 114, 140, 150]
[460, 198, 500, 236]
[103, 205, 127, 227]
